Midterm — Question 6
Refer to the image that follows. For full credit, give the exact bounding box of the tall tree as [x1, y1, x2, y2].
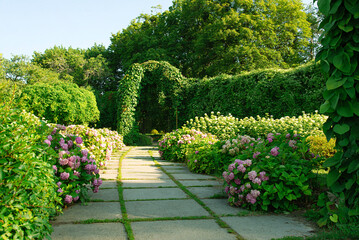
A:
[33, 46, 114, 92]
[109, 0, 311, 78]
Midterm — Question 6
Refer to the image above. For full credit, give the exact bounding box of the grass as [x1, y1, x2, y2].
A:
[117, 147, 135, 240]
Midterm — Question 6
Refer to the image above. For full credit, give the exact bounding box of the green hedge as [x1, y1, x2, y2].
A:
[18, 82, 100, 125]
[95, 91, 118, 130]
[178, 62, 325, 126]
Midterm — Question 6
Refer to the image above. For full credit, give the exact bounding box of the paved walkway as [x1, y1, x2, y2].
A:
[50, 146, 315, 240]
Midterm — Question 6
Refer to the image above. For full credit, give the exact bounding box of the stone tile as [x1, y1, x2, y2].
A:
[100, 169, 118, 175]
[99, 180, 118, 189]
[187, 186, 225, 199]
[101, 173, 118, 180]
[171, 173, 216, 180]
[123, 188, 187, 200]
[89, 188, 119, 201]
[221, 216, 315, 240]
[121, 172, 170, 180]
[51, 223, 127, 240]
[178, 179, 223, 187]
[122, 179, 177, 188]
[122, 160, 156, 166]
[132, 220, 236, 240]
[202, 199, 247, 216]
[126, 199, 210, 219]
[121, 166, 162, 173]
[52, 202, 122, 223]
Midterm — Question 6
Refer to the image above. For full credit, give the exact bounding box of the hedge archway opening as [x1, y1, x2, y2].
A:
[117, 60, 184, 143]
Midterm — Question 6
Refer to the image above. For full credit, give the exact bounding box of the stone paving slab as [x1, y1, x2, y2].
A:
[101, 173, 118, 180]
[126, 199, 210, 219]
[52, 202, 122, 223]
[131, 219, 236, 240]
[123, 188, 188, 200]
[171, 173, 217, 180]
[187, 186, 225, 199]
[51, 223, 127, 240]
[89, 188, 119, 201]
[122, 172, 170, 179]
[99, 180, 118, 189]
[178, 179, 223, 187]
[122, 160, 156, 166]
[202, 199, 248, 216]
[100, 169, 118, 175]
[121, 166, 162, 173]
[122, 179, 177, 188]
[221, 215, 315, 240]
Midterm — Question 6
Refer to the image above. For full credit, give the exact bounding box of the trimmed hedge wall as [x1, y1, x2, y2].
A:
[177, 62, 325, 126]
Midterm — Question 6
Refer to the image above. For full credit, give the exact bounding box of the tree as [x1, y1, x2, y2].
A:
[33, 46, 114, 92]
[2, 55, 64, 84]
[304, 4, 324, 61]
[109, 0, 311, 78]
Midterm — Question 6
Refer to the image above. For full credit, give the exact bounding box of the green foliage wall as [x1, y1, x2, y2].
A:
[178, 62, 325, 125]
[316, 0, 359, 220]
[117, 61, 184, 144]
[18, 82, 100, 125]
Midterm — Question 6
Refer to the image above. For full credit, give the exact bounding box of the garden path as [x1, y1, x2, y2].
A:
[50, 146, 315, 240]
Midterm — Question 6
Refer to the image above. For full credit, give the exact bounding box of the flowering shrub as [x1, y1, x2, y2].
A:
[237, 111, 327, 138]
[183, 112, 240, 140]
[0, 106, 61, 239]
[45, 125, 103, 205]
[306, 134, 336, 159]
[221, 135, 256, 156]
[223, 132, 323, 212]
[158, 128, 217, 162]
[60, 125, 125, 168]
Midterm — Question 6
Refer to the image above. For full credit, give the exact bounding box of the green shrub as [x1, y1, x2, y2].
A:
[0, 105, 61, 239]
[94, 91, 118, 130]
[18, 82, 99, 125]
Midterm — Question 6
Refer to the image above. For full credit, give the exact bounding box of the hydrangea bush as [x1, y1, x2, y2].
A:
[223, 132, 323, 211]
[45, 125, 103, 205]
[158, 128, 216, 162]
[60, 125, 125, 168]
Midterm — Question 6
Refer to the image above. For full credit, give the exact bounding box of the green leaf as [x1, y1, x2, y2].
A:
[333, 52, 351, 73]
[317, 217, 328, 227]
[327, 169, 341, 187]
[318, 0, 331, 15]
[338, 138, 349, 146]
[323, 156, 341, 168]
[345, 87, 356, 98]
[344, 0, 359, 18]
[326, 75, 346, 90]
[320, 101, 331, 114]
[321, 60, 330, 72]
[337, 102, 354, 117]
[329, 0, 343, 14]
[333, 123, 350, 134]
[348, 160, 359, 173]
[351, 101, 359, 116]
[345, 177, 355, 189]
[330, 214, 338, 223]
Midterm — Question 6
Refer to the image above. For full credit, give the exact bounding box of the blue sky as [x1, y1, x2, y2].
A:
[0, 0, 315, 59]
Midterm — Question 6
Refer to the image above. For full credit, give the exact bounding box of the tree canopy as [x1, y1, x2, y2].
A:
[109, 0, 312, 78]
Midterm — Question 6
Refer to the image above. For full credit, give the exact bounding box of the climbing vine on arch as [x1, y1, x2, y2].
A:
[117, 60, 184, 144]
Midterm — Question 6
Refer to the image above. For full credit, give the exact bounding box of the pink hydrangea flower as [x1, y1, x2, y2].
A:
[228, 164, 235, 172]
[67, 140, 73, 149]
[57, 188, 63, 193]
[195, 151, 199, 154]
[64, 195, 73, 204]
[59, 158, 68, 166]
[251, 189, 260, 198]
[73, 196, 79, 202]
[228, 172, 235, 180]
[52, 165, 57, 173]
[252, 178, 262, 185]
[244, 159, 252, 166]
[253, 152, 261, 159]
[270, 147, 280, 157]
[60, 172, 70, 180]
[237, 164, 246, 173]
[56, 182, 62, 187]
[248, 170, 257, 181]
[44, 139, 51, 146]
[234, 179, 241, 185]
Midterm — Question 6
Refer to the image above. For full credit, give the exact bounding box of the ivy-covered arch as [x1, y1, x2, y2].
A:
[117, 60, 184, 143]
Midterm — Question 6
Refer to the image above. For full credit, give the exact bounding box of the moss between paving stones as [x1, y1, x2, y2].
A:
[148, 150, 243, 239]
[117, 147, 135, 240]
